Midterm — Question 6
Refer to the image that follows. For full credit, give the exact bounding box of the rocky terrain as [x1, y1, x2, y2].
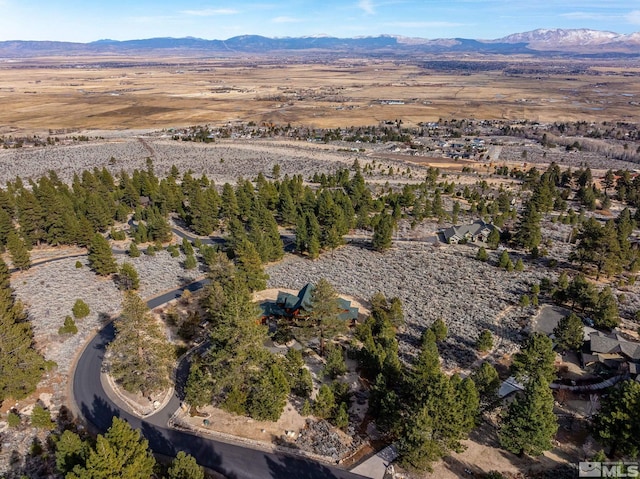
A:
[266, 241, 550, 369]
[0, 137, 419, 186]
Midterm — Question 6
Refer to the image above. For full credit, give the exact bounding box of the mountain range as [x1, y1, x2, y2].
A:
[0, 29, 638, 58]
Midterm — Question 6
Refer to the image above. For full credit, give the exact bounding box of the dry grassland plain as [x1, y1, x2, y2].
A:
[0, 56, 639, 134]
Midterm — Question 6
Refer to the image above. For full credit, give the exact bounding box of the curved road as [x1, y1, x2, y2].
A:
[72, 279, 366, 479]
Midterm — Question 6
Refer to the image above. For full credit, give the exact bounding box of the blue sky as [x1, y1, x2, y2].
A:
[0, 0, 638, 42]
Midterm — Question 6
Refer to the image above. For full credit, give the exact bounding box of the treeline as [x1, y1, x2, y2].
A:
[0, 257, 50, 407]
[9, 414, 206, 479]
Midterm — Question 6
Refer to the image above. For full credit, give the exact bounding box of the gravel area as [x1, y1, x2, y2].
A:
[266, 242, 550, 369]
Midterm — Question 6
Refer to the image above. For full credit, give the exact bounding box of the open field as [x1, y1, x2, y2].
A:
[1, 56, 639, 135]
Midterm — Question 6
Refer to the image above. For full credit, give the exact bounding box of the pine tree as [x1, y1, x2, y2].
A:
[372, 213, 394, 251]
[187, 188, 218, 236]
[181, 237, 194, 256]
[15, 188, 45, 247]
[200, 270, 266, 400]
[247, 362, 290, 421]
[476, 329, 494, 352]
[72, 299, 90, 319]
[128, 242, 141, 258]
[167, 451, 204, 479]
[67, 416, 156, 479]
[514, 202, 542, 251]
[313, 384, 336, 419]
[334, 402, 349, 430]
[592, 379, 640, 458]
[553, 313, 584, 351]
[498, 250, 511, 268]
[300, 279, 347, 356]
[30, 404, 55, 429]
[55, 430, 88, 475]
[117, 262, 140, 291]
[593, 286, 620, 329]
[184, 253, 198, 270]
[510, 333, 556, 384]
[567, 273, 597, 312]
[323, 344, 347, 379]
[603, 169, 615, 195]
[220, 182, 239, 223]
[146, 209, 172, 243]
[498, 374, 558, 456]
[399, 370, 478, 472]
[0, 258, 47, 404]
[487, 227, 501, 249]
[235, 239, 269, 292]
[58, 316, 78, 335]
[88, 233, 117, 276]
[470, 362, 500, 404]
[398, 406, 445, 472]
[571, 217, 622, 280]
[6, 229, 30, 270]
[107, 292, 174, 395]
[278, 186, 297, 225]
[430, 318, 448, 342]
[248, 201, 284, 262]
[412, 329, 441, 393]
[456, 376, 480, 432]
[184, 363, 212, 409]
[0, 208, 14, 248]
[476, 246, 489, 262]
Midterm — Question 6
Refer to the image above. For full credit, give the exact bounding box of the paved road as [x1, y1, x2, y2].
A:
[72, 279, 366, 479]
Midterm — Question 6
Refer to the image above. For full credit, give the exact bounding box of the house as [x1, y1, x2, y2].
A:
[442, 220, 500, 245]
[581, 331, 640, 375]
[261, 283, 359, 322]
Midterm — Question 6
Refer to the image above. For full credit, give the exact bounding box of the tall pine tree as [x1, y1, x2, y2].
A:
[499, 373, 558, 456]
[107, 292, 174, 395]
[88, 233, 117, 276]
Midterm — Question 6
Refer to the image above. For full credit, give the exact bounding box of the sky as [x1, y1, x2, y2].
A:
[0, 0, 639, 42]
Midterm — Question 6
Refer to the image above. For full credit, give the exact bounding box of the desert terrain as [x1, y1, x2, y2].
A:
[1, 56, 639, 136]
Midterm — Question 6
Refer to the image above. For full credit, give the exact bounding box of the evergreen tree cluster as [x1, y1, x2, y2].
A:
[0, 258, 49, 406]
[54, 416, 204, 479]
[498, 333, 558, 457]
[571, 208, 638, 280]
[184, 253, 290, 422]
[354, 294, 478, 472]
[551, 272, 620, 329]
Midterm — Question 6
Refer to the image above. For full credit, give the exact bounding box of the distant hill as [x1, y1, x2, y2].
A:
[0, 29, 638, 58]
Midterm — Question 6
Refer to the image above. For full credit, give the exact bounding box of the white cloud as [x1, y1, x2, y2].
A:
[560, 11, 611, 20]
[358, 0, 375, 15]
[180, 8, 239, 17]
[627, 10, 640, 25]
[272, 16, 301, 23]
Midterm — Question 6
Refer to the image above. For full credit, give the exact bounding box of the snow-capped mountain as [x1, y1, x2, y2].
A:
[0, 29, 638, 57]
[497, 28, 640, 51]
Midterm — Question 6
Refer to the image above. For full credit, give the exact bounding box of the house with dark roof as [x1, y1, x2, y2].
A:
[442, 220, 500, 245]
[582, 331, 640, 375]
[262, 283, 359, 322]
